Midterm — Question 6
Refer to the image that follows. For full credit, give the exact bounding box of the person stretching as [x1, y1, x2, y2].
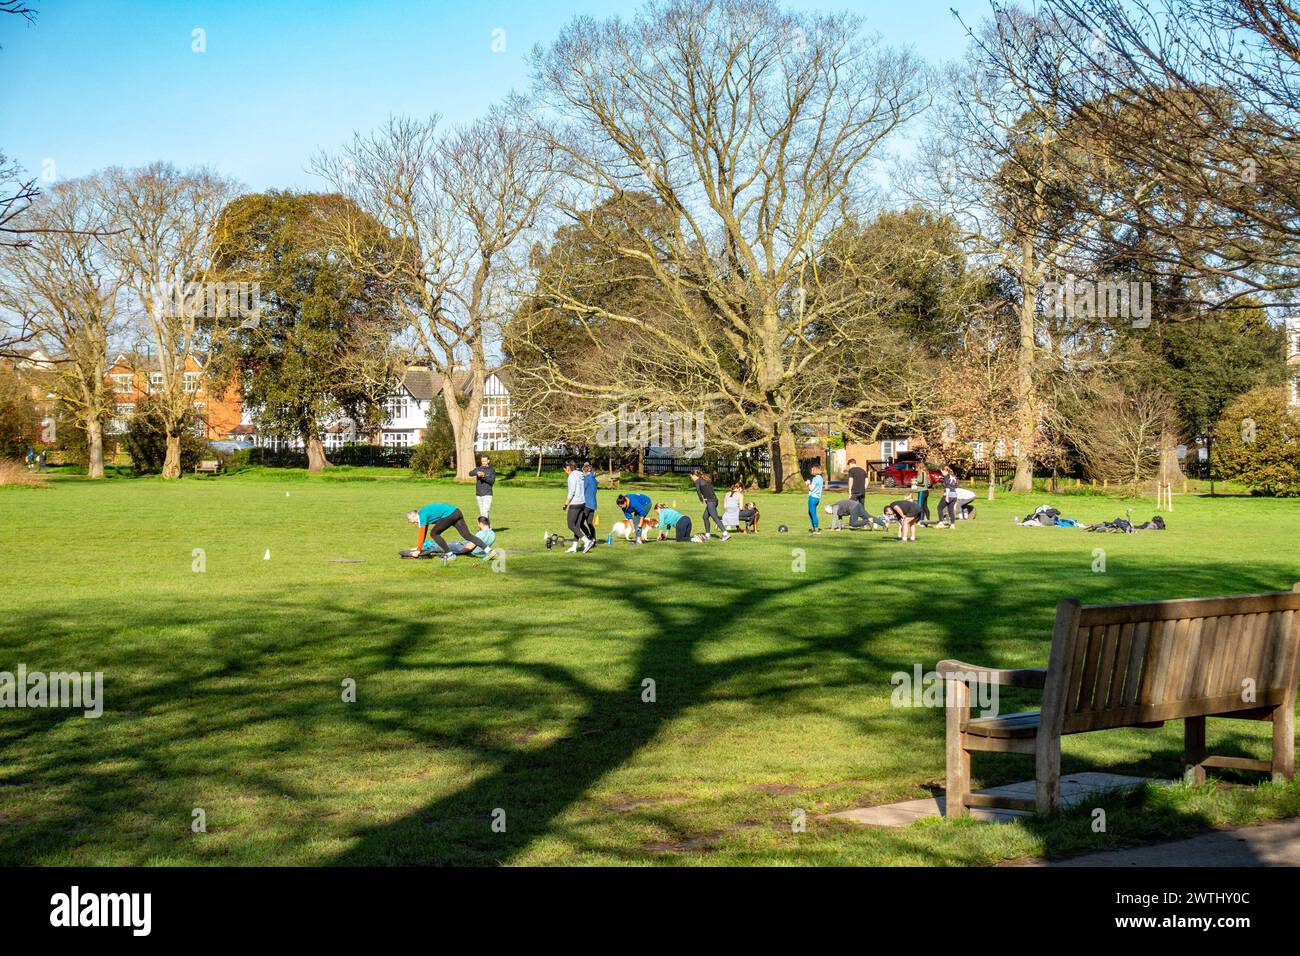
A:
[806, 463, 824, 534]
[691, 467, 728, 540]
[883, 499, 922, 542]
[407, 502, 487, 556]
[423, 515, 497, 562]
[825, 497, 871, 530]
[655, 503, 695, 542]
[563, 460, 593, 553]
[616, 492, 654, 543]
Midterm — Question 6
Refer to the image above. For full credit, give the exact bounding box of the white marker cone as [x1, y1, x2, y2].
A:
[263, 549, 271, 560]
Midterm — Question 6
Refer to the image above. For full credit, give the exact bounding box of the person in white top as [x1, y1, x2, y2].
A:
[563, 460, 593, 553]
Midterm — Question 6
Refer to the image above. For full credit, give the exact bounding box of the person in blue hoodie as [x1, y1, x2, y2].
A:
[616, 492, 654, 543]
[580, 461, 599, 544]
[806, 463, 824, 534]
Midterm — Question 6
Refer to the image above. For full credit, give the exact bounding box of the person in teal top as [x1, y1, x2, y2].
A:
[807, 463, 824, 533]
[655, 503, 696, 542]
[422, 516, 497, 561]
[406, 502, 487, 556]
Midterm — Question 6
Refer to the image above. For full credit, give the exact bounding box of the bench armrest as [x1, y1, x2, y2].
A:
[936, 659, 1046, 689]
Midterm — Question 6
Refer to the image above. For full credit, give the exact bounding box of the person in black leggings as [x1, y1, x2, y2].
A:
[691, 467, 728, 539]
[406, 503, 487, 555]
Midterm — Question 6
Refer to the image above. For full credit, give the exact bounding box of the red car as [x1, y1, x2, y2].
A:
[879, 460, 944, 488]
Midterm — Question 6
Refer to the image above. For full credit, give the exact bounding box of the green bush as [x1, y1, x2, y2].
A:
[122, 396, 208, 474]
[410, 414, 455, 476]
[1212, 385, 1300, 497]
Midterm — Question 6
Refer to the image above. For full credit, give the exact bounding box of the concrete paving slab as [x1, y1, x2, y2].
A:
[829, 773, 1164, 827]
[1023, 817, 1300, 867]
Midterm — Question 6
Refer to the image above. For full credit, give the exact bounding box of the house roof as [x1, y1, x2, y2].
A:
[401, 365, 510, 401]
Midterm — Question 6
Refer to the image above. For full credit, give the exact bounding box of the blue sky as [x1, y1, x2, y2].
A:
[0, 0, 990, 191]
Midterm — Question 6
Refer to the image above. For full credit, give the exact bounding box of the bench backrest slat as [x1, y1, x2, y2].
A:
[1050, 590, 1300, 736]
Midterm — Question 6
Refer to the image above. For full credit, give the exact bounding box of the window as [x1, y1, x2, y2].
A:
[111, 374, 133, 394]
[182, 372, 200, 394]
[994, 439, 1007, 458]
[385, 395, 409, 421]
[149, 372, 164, 389]
[383, 431, 411, 447]
[971, 441, 985, 462]
[481, 396, 508, 419]
[114, 404, 135, 416]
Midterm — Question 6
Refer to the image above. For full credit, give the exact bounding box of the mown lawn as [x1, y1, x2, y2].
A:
[1, 472, 1298, 865]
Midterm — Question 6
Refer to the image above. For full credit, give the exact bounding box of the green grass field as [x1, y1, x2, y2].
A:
[1, 471, 1299, 865]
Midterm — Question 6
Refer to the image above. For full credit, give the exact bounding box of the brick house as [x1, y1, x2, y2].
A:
[104, 352, 242, 439]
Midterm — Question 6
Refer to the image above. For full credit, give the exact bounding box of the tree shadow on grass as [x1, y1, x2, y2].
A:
[0, 539, 1293, 865]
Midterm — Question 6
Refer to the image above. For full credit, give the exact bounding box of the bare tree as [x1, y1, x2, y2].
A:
[1031, 0, 1300, 303]
[525, 0, 925, 489]
[0, 178, 121, 477]
[95, 163, 239, 478]
[915, 6, 1157, 491]
[315, 110, 555, 479]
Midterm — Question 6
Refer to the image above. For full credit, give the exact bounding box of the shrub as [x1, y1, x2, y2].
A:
[410, 413, 455, 476]
[0, 367, 40, 459]
[478, 449, 526, 473]
[1212, 385, 1300, 497]
[0, 459, 49, 487]
[122, 396, 208, 474]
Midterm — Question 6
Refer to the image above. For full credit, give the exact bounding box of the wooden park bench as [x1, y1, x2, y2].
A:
[194, 459, 220, 475]
[937, 584, 1300, 818]
[596, 470, 621, 489]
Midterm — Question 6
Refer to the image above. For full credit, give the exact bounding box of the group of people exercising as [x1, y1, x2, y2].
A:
[404, 455, 974, 557]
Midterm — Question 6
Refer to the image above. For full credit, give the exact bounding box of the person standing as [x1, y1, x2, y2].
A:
[807, 463, 824, 534]
[563, 460, 592, 553]
[468, 454, 496, 518]
[937, 465, 959, 525]
[846, 458, 868, 506]
[580, 461, 599, 549]
[690, 467, 728, 540]
[915, 461, 933, 522]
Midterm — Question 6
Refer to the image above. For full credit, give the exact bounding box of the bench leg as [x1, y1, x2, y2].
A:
[1035, 736, 1061, 818]
[1273, 704, 1296, 782]
[944, 680, 970, 818]
[1184, 714, 1207, 785]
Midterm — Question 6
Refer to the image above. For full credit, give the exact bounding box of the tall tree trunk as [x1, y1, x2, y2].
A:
[162, 432, 182, 480]
[1157, 430, 1185, 485]
[778, 427, 801, 492]
[306, 435, 330, 472]
[769, 430, 784, 492]
[1012, 244, 1037, 493]
[86, 416, 104, 480]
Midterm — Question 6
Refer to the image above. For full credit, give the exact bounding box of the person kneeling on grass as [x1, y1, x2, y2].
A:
[883, 499, 922, 542]
[422, 516, 497, 562]
[616, 492, 654, 544]
[655, 504, 698, 542]
[825, 497, 871, 530]
[407, 502, 488, 557]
